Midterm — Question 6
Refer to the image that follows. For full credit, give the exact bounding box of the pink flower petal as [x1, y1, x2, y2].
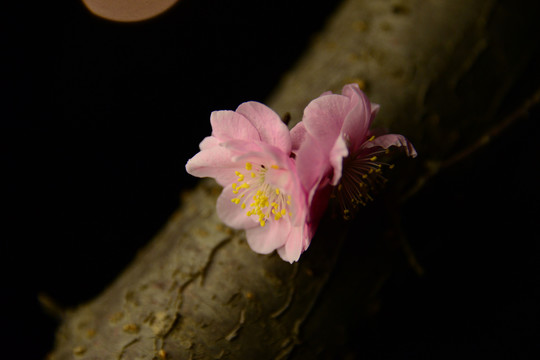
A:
[263, 163, 307, 227]
[264, 165, 296, 194]
[363, 134, 418, 157]
[199, 136, 220, 150]
[216, 187, 260, 229]
[245, 219, 290, 254]
[340, 84, 373, 152]
[227, 141, 295, 174]
[371, 103, 380, 118]
[294, 134, 328, 194]
[302, 223, 311, 252]
[306, 182, 332, 240]
[236, 101, 292, 154]
[290, 121, 307, 152]
[210, 110, 260, 142]
[302, 94, 350, 154]
[329, 135, 349, 185]
[221, 139, 265, 157]
[185, 145, 238, 186]
[276, 224, 305, 263]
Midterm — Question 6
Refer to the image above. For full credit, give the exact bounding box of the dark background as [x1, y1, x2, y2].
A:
[2, 0, 539, 359]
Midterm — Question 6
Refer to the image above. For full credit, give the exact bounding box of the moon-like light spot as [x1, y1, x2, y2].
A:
[81, 0, 180, 23]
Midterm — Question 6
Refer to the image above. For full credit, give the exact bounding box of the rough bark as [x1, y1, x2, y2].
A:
[49, 0, 539, 359]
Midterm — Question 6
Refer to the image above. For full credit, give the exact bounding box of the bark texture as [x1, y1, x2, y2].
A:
[49, 0, 539, 359]
[51, 180, 344, 359]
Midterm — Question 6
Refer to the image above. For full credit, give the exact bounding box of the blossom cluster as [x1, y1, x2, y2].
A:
[186, 84, 416, 263]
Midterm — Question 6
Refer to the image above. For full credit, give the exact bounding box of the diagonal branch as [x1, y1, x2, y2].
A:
[49, 1, 540, 359]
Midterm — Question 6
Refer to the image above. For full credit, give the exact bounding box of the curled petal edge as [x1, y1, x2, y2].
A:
[363, 134, 418, 158]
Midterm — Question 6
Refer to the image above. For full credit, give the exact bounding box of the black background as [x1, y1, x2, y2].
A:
[2, 0, 539, 359]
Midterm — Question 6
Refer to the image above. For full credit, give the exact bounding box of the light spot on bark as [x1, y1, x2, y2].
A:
[149, 311, 173, 336]
[123, 323, 140, 334]
[109, 311, 124, 324]
[73, 346, 86, 356]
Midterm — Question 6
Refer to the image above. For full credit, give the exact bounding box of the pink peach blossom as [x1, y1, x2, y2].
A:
[186, 102, 313, 262]
[292, 83, 417, 218]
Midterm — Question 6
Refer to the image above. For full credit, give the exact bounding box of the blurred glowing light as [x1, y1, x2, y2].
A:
[81, 0, 179, 22]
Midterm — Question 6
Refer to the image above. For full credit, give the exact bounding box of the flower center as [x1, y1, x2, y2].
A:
[230, 162, 292, 227]
[334, 144, 393, 219]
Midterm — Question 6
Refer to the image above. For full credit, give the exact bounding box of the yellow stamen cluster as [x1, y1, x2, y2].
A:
[230, 162, 292, 227]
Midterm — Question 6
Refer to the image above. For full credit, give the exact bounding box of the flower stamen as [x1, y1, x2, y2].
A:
[230, 162, 292, 226]
[334, 147, 394, 218]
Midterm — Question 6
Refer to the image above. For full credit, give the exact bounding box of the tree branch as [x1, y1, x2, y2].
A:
[49, 0, 539, 359]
